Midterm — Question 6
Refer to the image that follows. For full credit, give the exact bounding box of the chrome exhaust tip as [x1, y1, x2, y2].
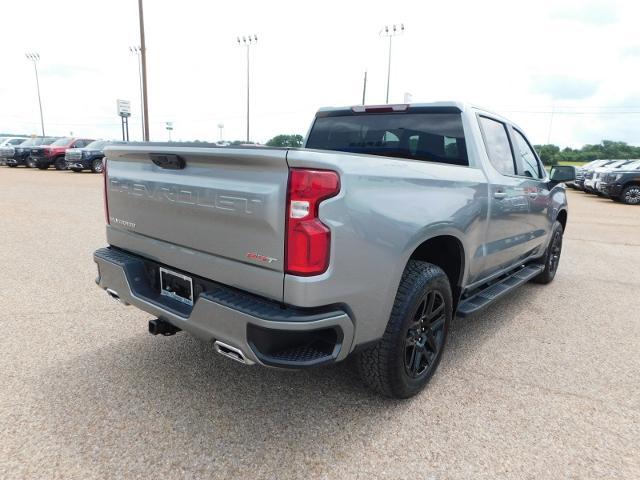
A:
[214, 341, 253, 365]
[106, 288, 120, 300]
[105, 288, 129, 306]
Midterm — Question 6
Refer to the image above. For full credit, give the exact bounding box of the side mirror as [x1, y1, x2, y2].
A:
[549, 165, 576, 185]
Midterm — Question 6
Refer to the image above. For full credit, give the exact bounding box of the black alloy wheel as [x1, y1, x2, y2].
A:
[404, 290, 446, 379]
[548, 228, 563, 275]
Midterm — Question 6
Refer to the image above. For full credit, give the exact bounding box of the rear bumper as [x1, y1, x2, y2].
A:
[93, 247, 354, 368]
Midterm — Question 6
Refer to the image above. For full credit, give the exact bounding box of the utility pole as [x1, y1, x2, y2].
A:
[237, 35, 258, 143]
[380, 24, 405, 104]
[138, 0, 150, 140]
[25, 53, 45, 137]
[362, 70, 368, 105]
[129, 46, 145, 141]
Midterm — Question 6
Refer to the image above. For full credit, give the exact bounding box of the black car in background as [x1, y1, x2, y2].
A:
[65, 140, 123, 173]
[5, 137, 59, 167]
[598, 161, 640, 205]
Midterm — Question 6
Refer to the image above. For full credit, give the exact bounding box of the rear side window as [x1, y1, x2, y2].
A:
[305, 113, 468, 166]
[479, 116, 515, 176]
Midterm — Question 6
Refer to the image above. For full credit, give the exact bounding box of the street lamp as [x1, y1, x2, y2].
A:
[237, 34, 258, 143]
[130, 46, 145, 141]
[380, 24, 405, 104]
[137, 0, 150, 141]
[217, 123, 224, 142]
[25, 53, 45, 137]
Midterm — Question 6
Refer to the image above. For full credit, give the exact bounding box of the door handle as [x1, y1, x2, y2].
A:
[493, 191, 507, 200]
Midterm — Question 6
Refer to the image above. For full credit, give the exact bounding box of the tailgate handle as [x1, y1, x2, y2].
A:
[150, 154, 185, 170]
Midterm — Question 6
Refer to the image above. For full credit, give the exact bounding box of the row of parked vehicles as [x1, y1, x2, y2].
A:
[571, 159, 640, 205]
[0, 136, 119, 173]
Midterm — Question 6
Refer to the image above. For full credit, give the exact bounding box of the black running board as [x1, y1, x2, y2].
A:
[456, 264, 544, 317]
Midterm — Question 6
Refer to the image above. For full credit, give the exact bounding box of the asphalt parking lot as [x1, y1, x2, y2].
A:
[1, 168, 639, 479]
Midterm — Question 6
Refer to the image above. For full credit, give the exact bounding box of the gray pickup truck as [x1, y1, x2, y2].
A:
[94, 102, 575, 398]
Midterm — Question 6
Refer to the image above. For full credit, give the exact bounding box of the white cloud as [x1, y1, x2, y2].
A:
[1, 0, 639, 148]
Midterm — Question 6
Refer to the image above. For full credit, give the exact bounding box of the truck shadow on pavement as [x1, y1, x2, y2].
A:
[35, 285, 535, 476]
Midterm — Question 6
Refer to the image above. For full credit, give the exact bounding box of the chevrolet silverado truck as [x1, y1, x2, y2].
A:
[93, 102, 574, 398]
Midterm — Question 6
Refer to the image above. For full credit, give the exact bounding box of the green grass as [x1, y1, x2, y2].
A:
[545, 160, 588, 172]
[556, 160, 588, 167]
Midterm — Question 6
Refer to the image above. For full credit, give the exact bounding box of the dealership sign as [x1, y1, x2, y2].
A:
[117, 99, 131, 117]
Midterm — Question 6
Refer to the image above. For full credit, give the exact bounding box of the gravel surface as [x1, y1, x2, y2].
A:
[1, 168, 639, 479]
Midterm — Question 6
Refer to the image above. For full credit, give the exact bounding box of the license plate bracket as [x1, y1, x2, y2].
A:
[159, 267, 194, 306]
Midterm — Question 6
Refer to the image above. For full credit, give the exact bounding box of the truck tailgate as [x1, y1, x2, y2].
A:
[104, 145, 289, 301]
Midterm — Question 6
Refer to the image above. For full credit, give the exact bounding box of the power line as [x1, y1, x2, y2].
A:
[504, 110, 640, 115]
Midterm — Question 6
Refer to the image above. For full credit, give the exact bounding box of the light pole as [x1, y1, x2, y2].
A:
[137, 0, 150, 141]
[25, 53, 45, 137]
[380, 24, 405, 104]
[130, 46, 145, 140]
[217, 123, 224, 142]
[237, 35, 258, 143]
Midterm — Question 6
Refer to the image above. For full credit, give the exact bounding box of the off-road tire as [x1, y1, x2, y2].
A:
[357, 261, 452, 399]
[532, 220, 563, 284]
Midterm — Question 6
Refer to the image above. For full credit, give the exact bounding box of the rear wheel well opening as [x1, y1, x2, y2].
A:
[557, 209, 568, 232]
[409, 235, 464, 304]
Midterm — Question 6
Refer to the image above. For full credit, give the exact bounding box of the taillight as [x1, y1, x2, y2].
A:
[285, 169, 340, 276]
[103, 158, 110, 224]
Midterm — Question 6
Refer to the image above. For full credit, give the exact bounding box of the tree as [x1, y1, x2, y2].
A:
[534, 144, 560, 165]
[266, 134, 303, 148]
[534, 140, 640, 165]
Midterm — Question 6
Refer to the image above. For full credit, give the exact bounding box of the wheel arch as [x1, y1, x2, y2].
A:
[407, 234, 465, 308]
[556, 209, 568, 232]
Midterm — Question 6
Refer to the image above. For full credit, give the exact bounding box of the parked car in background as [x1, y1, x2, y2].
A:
[598, 161, 640, 204]
[588, 160, 637, 194]
[0, 137, 29, 165]
[583, 160, 626, 193]
[574, 160, 608, 190]
[28, 137, 94, 170]
[0, 137, 28, 147]
[65, 140, 123, 173]
[4, 137, 59, 167]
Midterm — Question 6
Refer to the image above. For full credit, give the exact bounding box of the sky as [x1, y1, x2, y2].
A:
[1, 0, 640, 147]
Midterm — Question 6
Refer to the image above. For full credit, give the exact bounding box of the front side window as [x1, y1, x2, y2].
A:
[512, 129, 542, 179]
[479, 116, 515, 175]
